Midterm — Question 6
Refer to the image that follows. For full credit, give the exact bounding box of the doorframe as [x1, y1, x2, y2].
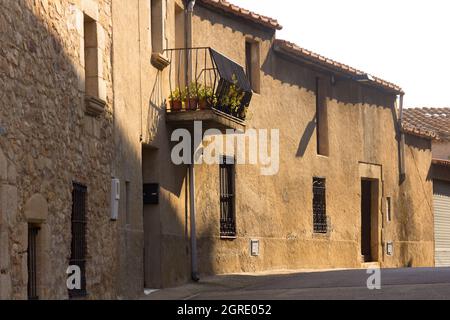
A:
[359, 163, 383, 265]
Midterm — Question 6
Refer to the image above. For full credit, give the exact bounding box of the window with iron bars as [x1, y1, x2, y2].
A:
[27, 224, 40, 300]
[69, 183, 87, 298]
[220, 156, 236, 238]
[313, 177, 328, 234]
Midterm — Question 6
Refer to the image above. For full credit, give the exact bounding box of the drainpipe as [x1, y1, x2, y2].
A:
[185, 0, 199, 282]
[399, 93, 406, 181]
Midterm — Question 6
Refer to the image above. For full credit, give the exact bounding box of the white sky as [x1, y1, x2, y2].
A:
[232, 0, 450, 108]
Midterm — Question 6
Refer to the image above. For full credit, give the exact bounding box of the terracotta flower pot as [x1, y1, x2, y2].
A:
[170, 100, 182, 111]
[198, 99, 208, 110]
[184, 98, 198, 111]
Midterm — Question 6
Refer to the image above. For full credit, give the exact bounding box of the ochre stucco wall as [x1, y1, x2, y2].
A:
[127, 2, 435, 287]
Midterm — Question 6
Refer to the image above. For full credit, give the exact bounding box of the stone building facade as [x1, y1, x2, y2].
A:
[0, 0, 117, 299]
[0, 0, 436, 299]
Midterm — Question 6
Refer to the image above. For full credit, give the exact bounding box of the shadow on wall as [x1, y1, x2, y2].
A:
[147, 71, 166, 144]
[261, 48, 397, 109]
[296, 116, 316, 158]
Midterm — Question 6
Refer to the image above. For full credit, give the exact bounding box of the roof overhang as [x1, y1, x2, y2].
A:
[197, 0, 282, 31]
[273, 39, 404, 95]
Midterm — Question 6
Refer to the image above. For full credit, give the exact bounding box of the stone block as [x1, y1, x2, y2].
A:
[0, 274, 12, 300]
[0, 149, 7, 182]
[0, 227, 10, 271]
[82, 0, 99, 21]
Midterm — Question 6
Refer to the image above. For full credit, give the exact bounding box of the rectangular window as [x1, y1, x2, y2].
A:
[69, 183, 88, 298]
[220, 157, 236, 238]
[245, 40, 261, 93]
[316, 77, 329, 156]
[386, 197, 392, 222]
[27, 224, 40, 300]
[313, 177, 327, 234]
[84, 15, 99, 98]
[151, 0, 165, 53]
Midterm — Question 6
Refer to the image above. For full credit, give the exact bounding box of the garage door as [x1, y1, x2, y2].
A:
[434, 181, 450, 267]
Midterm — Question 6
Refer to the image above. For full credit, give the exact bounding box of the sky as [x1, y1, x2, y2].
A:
[232, 0, 450, 108]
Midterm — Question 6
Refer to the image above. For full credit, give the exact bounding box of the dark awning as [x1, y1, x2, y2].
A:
[209, 48, 252, 92]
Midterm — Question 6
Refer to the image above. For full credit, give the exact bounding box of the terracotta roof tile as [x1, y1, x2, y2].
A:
[401, 122, 439, 140]
[403, 107, 450, 141]
[432, 159, 450, 167]
[198, 0, 283, 30]
[273, 39, 404, 94]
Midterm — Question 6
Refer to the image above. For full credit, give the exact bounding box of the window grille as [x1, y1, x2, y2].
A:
[220, 157, 236, 237]
[27, 225, 40, 300]
[313, 178, 327, 233]
[69, 183, 87, 298]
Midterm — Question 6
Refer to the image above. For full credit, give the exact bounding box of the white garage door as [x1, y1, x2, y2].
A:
[434, 181, 450, 267]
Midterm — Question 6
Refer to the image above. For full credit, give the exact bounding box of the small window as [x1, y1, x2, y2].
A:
[220, 156, 236, 238]
[151, 0, 165, 53]
[313, 177, 327, 234]
[245, 40, 261, 93]
[84, 15, 99, 98]
[386, 197, 392, 222]
[27, 224, 40, 300]
[316, 77, 329, 156]
[69, 183, 88, 298]
[125, 181, 131, 225]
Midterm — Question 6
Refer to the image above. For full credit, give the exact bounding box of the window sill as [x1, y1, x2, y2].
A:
[220, 235, 237, 241]
[312, 232, 330, 239]
[85, 95, 106, 117]
[151, 52, 170, 70]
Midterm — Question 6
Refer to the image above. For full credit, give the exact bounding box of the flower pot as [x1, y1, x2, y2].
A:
[170, 100, 182, 111]
[198, 99, 209, 110]
[184, 98, 198, 111]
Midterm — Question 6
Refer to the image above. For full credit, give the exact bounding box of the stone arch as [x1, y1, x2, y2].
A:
[23, 193, 51, 299]
[24, 194, 48, 223]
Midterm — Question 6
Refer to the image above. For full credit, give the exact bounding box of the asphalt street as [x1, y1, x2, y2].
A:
[147, 268, 450, 300]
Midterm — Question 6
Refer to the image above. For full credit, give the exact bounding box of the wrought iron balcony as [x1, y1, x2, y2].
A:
[164, 47, 252, 131]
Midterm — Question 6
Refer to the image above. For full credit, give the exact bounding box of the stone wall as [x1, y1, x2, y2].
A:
[0, 0, 117, 299]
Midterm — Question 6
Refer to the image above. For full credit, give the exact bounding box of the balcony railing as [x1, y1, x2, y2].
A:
[164, 47, 253, 122]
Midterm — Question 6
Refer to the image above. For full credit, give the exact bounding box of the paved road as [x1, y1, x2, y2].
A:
[147, 268, 450, 300]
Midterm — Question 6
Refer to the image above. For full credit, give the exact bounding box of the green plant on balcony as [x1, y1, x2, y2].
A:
[197, 84, 217, 110]
[168, 87, 186, 111]
[220, 74, 245, 118]
[185, 82, 199, 110]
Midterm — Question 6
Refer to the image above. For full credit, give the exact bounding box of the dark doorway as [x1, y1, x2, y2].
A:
[361, 180, 373, 262]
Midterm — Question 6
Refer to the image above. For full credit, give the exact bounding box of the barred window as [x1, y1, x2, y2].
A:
[27, 224, 40, 300]
[313, 177, 327, 234]
[220, 157, 236, 238]
[69, 183, 87, 298]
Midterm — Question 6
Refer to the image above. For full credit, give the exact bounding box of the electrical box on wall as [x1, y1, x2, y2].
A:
[111, 178, 120, 221]
[250, 240, 260, 257]
[143, 183, 159, 205]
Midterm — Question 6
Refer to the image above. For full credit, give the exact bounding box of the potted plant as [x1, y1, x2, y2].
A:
[168, 87, 185, 111]
[220, 75, 245, 117]
[198, 84, 217, 110]
[184, 82, 198, 111]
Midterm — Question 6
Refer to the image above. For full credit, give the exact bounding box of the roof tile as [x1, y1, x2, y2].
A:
[403, 107, 450, 141]
[273, 39, 404, 94]
[198, 0, 283, 30]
